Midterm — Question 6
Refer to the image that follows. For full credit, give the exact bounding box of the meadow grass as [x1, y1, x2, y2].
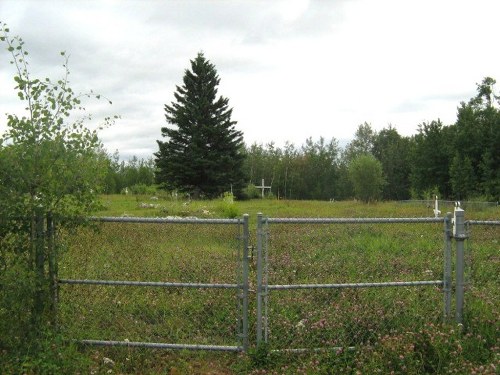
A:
[98, 193, 498, 220]
[55, 195, 499, 374]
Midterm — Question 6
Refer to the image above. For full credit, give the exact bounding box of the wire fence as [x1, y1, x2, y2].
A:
[256, 215, 452, 352]
[399, 199, 498, 214]
[53, 210, 496, 354]
[463, 219, 500, 338]
[57, 216, 250, 352]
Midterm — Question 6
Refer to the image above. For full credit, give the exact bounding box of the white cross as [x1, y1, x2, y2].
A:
[255, 178, 271, 198]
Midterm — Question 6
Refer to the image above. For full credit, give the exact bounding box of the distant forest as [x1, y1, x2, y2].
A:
[103, 77, 500, 201]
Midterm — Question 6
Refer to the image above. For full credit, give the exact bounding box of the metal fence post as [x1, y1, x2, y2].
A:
[241, 214, 250, 352]
[453, 207, 466, 324]
[47, 212, 58, 327]
[443, 212, 452, 321]
[33, 209, 46, 323]
[256, 212, 264, 345]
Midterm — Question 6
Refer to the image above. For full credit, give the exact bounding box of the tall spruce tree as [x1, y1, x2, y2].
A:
[155, 52, 245, 198]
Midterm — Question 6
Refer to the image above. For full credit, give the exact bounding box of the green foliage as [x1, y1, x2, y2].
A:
[102, 152, 156, 194]
[0, 21, 115, 370]
[348, 154, 385, 202]
[239, 78, 499, 202]
[129, 183, 157, 195]
[410, 120, 453, 198]
[248, 342, 270, 368]
[454, 77, 500, 200]
[242, 183, 260, 199]
[343, 122, 376, 162]
[407, 78, 500, 201]
[0, 22, 114, 219]
[155, 52, 246, 198]
[218, 192, 240, 218]
[372, 126, 412, 200]
[0, 330, 91, 374]
[0, 260, 36, 349]
[243, 137, 341, 200]
[450, 154, 475, 200]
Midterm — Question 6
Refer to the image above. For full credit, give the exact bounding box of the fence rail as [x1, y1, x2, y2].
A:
[267, 280, 444, 290]
[77, 340, 243, 352]
[58, 215, 250, 352]
[256, 212, 457, 351]
[54, 209, 486, 353]
[467, 220, 500, 225]
[91, 216, 241, 224]
[267, 217, 444, 224]
[59, 279, 240, 289]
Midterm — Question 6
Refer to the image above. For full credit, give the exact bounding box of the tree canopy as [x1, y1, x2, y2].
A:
[0, 22, 114, 357]
[242, 76, 500, 202]
[348, 154, 385, 203]
[155, 52, 245, 198]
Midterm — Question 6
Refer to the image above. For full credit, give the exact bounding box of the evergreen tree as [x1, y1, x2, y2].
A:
[372, 126, 412, 200]
[410, 120, 453, 198]
[155, 52, 245, 198]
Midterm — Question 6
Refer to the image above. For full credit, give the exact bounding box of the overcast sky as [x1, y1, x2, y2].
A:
[1, 0, 500, 160]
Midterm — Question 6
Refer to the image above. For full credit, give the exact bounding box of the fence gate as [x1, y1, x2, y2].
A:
[58, 216, 249, 352]
[57, 209, 481, 353]
[256, 213, 454, 352]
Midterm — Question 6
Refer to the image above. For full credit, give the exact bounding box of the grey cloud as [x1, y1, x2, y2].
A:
[2, 0, 500, 161]
[288, 0, 347, 36]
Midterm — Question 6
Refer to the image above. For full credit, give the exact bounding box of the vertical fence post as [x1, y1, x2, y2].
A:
[47, 212, 58, 328]
[241, 214, 250, 352]
[256, 212, 264, 345]
[453, 206, 466, 324]
[443, 212, 452, 321]
[33, 209, 45, 324]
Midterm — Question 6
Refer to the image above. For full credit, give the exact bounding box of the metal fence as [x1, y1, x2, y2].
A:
[55, 209, 493, 353]
[58, 216, 250, 352]
[255, 212, 465, 352]
[463, 217, 500, 331]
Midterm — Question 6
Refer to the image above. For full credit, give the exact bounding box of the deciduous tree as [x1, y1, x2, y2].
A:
[348, 154, 385, 202]
[0, 22, 115, 357]
[454, 77, 500, 199]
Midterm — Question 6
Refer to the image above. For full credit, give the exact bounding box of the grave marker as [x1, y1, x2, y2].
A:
[255, 178, 271, 198]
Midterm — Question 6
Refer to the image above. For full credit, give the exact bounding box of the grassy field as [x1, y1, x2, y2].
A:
[98, 193, 498, 220]
[55, 195, 499, 374]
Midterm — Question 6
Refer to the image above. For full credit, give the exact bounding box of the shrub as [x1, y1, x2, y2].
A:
[130, 183, 157, 195]
[218, 192, 240, 218]
[242, 184, 260, 199]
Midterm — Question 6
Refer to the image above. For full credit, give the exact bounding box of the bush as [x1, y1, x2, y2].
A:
[130, 183, 157, 195]
[218, 192, 240, 218]
[0, 22, 114, 371]
[0, 330, 91, 374]
[242, 184, 260, 200]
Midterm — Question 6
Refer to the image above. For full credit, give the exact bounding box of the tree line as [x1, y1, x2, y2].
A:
[29, 51, 494, 202]
[110, 75, 500, 202]
[154, 53, 499, 202]
[242, 75, 500, 202]
[101, 151, 156, 194]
